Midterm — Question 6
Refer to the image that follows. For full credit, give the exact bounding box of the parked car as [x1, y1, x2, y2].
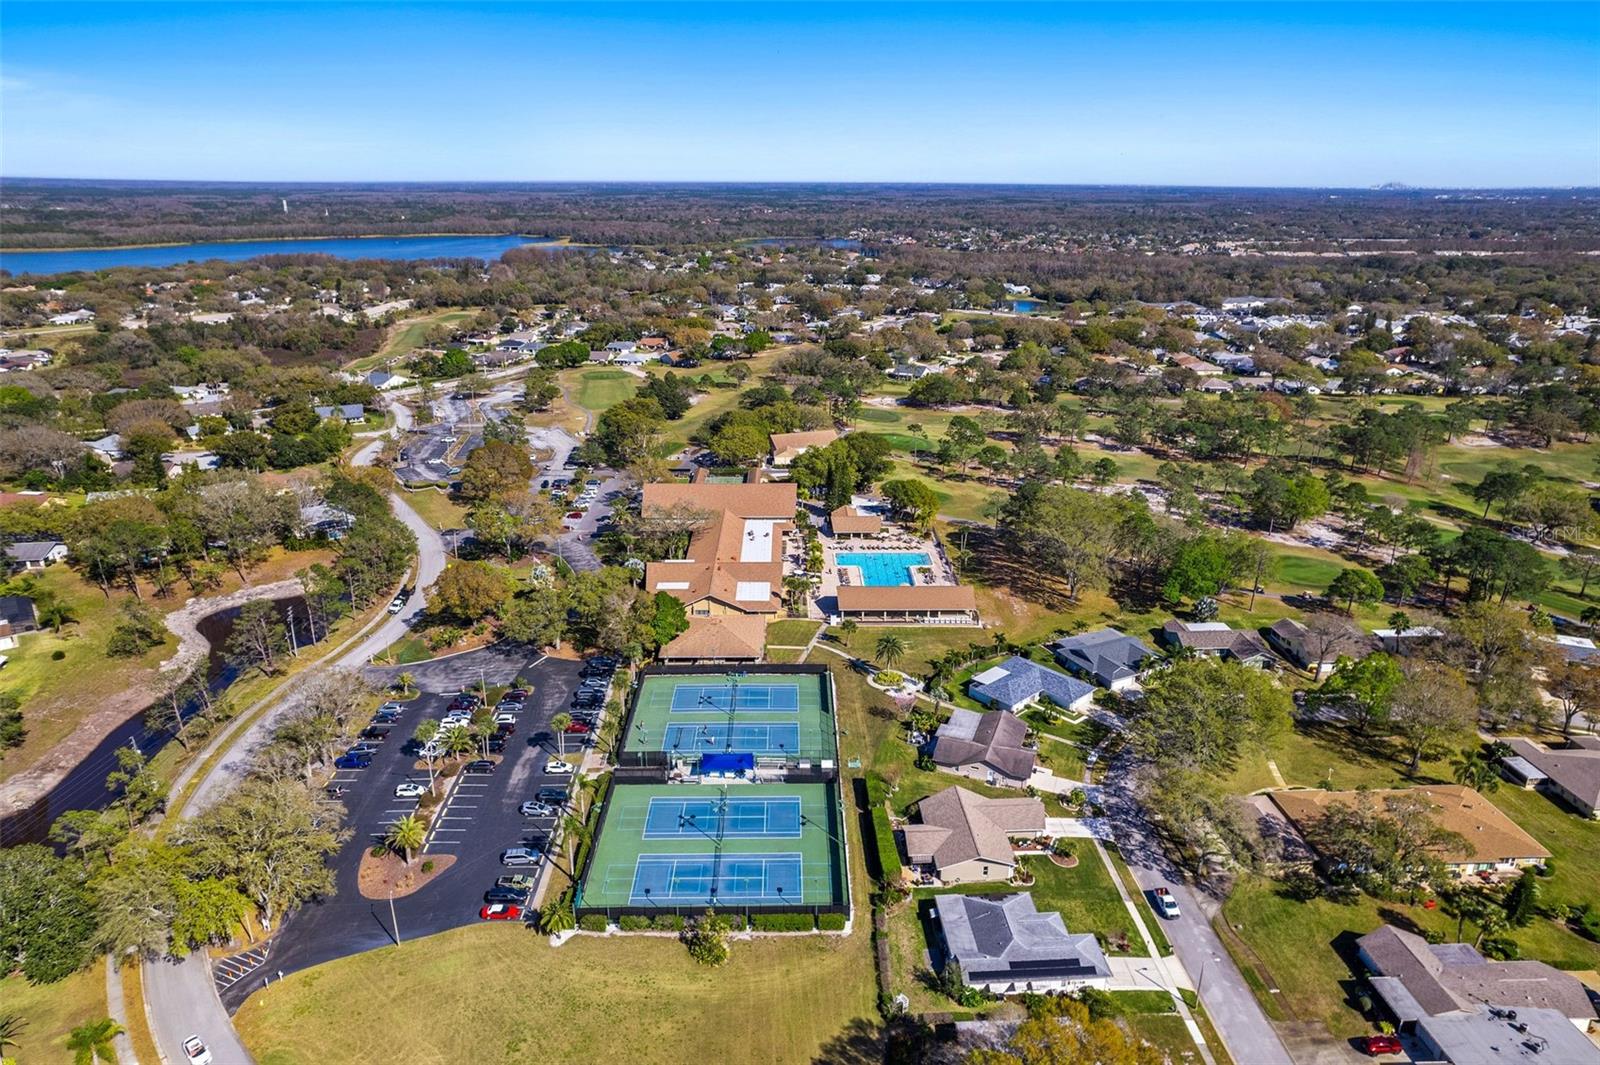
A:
[181, 1036, 213, 1065]
[501, 848, 541, 867]
[496, 874, 535, 891]
[535, 786, 570, 803]
[486, 738, 507, 753]
[377, 701, 405, 712]
[480, 903, 523, 921]
[334, 753, 371, 770]
[494, 711, 517, 725]
[1151, 887, 1181, 919]
[394, 782, 427, 798]
[520, 800, 556, 817]
[464, 760, 496, 775]
[544, 759, 574, 775]
[564, 722, 592, 734]
[505, 688, 530, 700]
[495, 721, 516, 736]
[1359, 1035, 1403, 1057]
[359, 727, 391, 741]
[387, 593, 408, 614]
[484, 886, 528, 904]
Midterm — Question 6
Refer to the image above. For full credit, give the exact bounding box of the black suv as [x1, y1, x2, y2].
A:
[464, 760, 496, 775]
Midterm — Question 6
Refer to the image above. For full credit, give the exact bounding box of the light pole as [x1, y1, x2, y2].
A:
[390, 886, 401, 947]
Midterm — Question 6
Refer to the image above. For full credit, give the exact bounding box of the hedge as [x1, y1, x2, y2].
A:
[618, 915, 651, 931]
[752, 913, 816, 932]
[870, 804, 902, 884]
[651, 914, 685, 931]
[579, 914, 608, 932]
[818, 912, 848, 931]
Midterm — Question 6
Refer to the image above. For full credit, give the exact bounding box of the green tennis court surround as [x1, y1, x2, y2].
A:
[622, 666, 835, 765]
[576, 782, 848, 916]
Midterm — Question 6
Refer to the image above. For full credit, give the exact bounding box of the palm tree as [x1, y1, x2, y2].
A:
[65, 1019, 123, 1065]
[441, 724, 475, 763]
[839, 618, 859, 639]
[874, 633, 907, 670]
[561, 811, 591, 867]
[34, 598, 78, 634]
[539, 897, 576, 934]
[1387, 610, 1412, 635]
[397, 671, 417, 697]
[386, 814, 427, 864]
[551, 712, 572, 756]
[1451, 747, 1499, 794]
[0, 1012, 27, 1057]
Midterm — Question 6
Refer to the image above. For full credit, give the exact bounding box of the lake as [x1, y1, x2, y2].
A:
[0, 234, 569, 275]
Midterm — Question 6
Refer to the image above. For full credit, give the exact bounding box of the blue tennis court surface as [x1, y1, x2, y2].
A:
[670, 682, 800, 712]
[661, 722, 802, 754]
[629, 853, 804, 904]
[643, 796, 803, 839]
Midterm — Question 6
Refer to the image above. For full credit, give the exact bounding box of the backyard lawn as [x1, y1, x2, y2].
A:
[574, 368, 638, 411]
[765, 619, 823, 647]
[399, 487, 466, 532]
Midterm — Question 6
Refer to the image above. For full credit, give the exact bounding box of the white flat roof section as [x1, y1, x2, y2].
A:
[971, 665, 1010, 685]
[740, 519, 778, 563]
[735, 581, 771, 602]
[655, 581, 691, 591]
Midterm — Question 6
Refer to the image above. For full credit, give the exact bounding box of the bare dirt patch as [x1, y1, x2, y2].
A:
[358, 849, 456, 900]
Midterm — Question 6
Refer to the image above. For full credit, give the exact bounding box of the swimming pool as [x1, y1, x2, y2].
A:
[836, 551, 931, 587]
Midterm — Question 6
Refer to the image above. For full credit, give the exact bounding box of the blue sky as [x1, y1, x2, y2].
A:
[2, 2, 1597, 186]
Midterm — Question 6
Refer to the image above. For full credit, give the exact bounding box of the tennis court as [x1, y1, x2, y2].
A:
[625, 669, 834, 762]
[629, 853, 803, 904]
[578, 782, 846, 911]
[641, 794, 803, 839]
[670, 682, 800, 712]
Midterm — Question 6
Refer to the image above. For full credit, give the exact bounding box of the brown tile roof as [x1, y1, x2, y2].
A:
[1162, 620, 1275, 661]
[1270, 786, 1550, 865]
[836, 585, 978, 613]
[658, 615, 767, 662]
[829, 506, 883, 535]
[642, 480, 796, 518]
[901, 786, 1046, 871]
[932, 710, 1036, 781]
[770, 429, 839, 462]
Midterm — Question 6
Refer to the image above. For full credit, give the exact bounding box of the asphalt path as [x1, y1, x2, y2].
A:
[218, 653, 583, 1011]
[1102, 755, 1295, 1065]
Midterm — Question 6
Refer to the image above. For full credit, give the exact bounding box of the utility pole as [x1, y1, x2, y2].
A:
[389, 886, 401, 946]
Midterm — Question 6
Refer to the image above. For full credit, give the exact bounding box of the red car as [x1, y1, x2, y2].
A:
[1359, 1034, 1403, 1056]
[480, 903, 523, 921]
[564, 722, 592, 734]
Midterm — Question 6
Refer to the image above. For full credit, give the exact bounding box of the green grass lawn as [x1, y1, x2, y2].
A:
[235, 923, 877, 1065]
[765, 619, 823, 646]
[399, 487, 467, 532]
[1218, 718, 1457, 797]
[1, 964, 108, 1065]
[575, 368, 638, 411]
[1484, 784, 1600, 916]
[349, 308, 476, 372]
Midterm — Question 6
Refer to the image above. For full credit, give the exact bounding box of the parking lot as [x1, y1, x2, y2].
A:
[221, 648, 604, 1010]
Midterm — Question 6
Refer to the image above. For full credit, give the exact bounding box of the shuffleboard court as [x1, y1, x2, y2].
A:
[641, 795, 803, 839]
[629, 853, 804, 904]
[670, 682, 800, 712]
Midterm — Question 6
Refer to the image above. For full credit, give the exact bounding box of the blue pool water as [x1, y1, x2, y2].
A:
[836, 551, 931, 587]
[1009, 299, 1040, 313]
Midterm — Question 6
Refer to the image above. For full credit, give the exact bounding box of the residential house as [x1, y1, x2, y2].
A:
[888, 362, 937, 380]
[171, 383, 230, 406]
[828, 506, 882, 538]
[365, 371, 409, 390]
[1263, 617, 1372, 679]
[604, 340, 639, 356]
[586, 350, 614, 365]
[1048, 628, 1157, 691]
[1544, 634, 1600, 665]
[931, 708, 1037, 787]
[637, 337, 670, 354]
[86, 434, 124, 463]
[1160, 620, 1277, 667]
[297, 502, 358, 541]
[1499, 737, 1600, 819]
[1373, 625, 1444, 654]
[1270, 786, 1551, 876]
[1357, 924, 1596, 1033]
[932, 893, 1111, 995]
[899, 785, 1045, 883]
[657, 614, 766, 665]
[4, 540, 67, 573]
[769, 429, 839, 467]
[47, 309, 94, 325]
[834, 585, 979, 626]
[641, 478, 797, 618]
[967, 656, 1095, 716]
[313, 404, 366, 424]
[161, 450, 221, 477]
[612, 350, 654, 366]
[0, 595, 38, 650]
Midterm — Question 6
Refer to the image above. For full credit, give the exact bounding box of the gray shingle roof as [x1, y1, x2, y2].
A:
[1049, 628, 1155, 687]
[4, 540, 63, 563]
[968, 656, 1094, 712]
[935, 892, 1110, 986]
[1358, 924, 1595, 1023]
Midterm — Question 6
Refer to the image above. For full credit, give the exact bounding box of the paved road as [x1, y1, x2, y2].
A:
[146, 395, 447, 1065]
[1102, 755, 1295, 1065]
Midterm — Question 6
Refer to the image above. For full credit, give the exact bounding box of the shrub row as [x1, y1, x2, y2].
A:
[751, 913, 817, 932]
[578, 914, 608, 932]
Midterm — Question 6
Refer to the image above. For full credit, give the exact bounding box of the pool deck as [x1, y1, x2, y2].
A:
[812, 507, 957, 620]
